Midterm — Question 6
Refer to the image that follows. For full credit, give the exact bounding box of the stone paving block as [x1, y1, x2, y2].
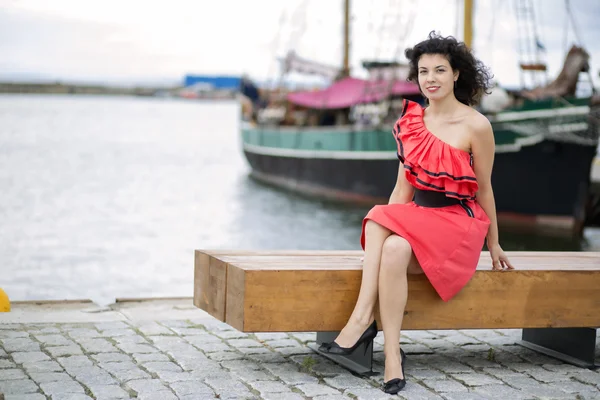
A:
[206, 351, 244, 362]
[88, 384, 131, 399]
[94, 321, 130, 331]
[57, 356, 93, 370]
[401, 343, 435, 354]
[137, 391, 178, 400]
[436, 360, 476, 374]
[45, 345, 84, 357]
[451, 373, 504, 387]
[324, 374, 374, 389]
[407, 369, 447, 380]
[443, 334, 483, 346]
[101, 328, 137, 338]
[276, 347, 313, 357]
[11, 352, 49, 364]
[112, 368, 151, 382]
[74, 370, 117, 386]
[66, 329, 102, 339]
[169, 328, 207, 336]
[141, 361, 183, 374]
[225, 338, 264, 349]
[547, 379, 599, 394]
[0, 331, 29, 339]
[441, 392, 495, 400]
[344, 387, 399, 400]
[179, 395, 222, 400]
[1, 339, 40, 353]
[32, 334, 73, 346]
[77, 338, 118, 353]
[264, 339, 299, 348]
[126, 378, 169, 394]
[169, 380, 215, 397]
[249, 380, 289, 393]
[261, 363, 319, 385]
[191, 342, 231, 353]
[0, 348, 7, 358]
[211, 330, 248, 340]
[527, 368, 572, 383]
[0, 324, 21, 330]
[312, 395, 352, 400]
[236, 347, 273, 356]
[220, 360, 262, 371]
[261, 393, 305, 400]
[0, 379, 39, 395]
[422, 378, 469, 393]
[149, 337, 198, 352]
[22, 360, 63, 373]
[246, 352, 287, 364]
[0, 359, 15, 368]
[389, 382, 445, 400]
[111, 333, 148, 345]
[39, 380, 85, 396]
[135, 322, 174, 336]
[571, 369, 600, 386]
[231, 368, 277, 382]
[170, 355, 213, 371]
[116, 343, 158, 354]
[459, 356, 503, 369]
[203, 377, 253, 399]
[158, 320, 191, 329]
[91, 352, 131, 363]
[132, 352, 170, 363]
[29, 371, 74, 383]
[4, 394, 47, 400]
[153, 370, 197, 383]
[0, 368, 28, 381]
[480, 367, 523, 377]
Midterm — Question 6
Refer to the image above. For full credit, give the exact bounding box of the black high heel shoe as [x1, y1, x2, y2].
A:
[318, 320, 378, 356]
[383, 348, 407, 394]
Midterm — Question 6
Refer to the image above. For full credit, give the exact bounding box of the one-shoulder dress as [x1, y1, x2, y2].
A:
[360, 99, 491, 301]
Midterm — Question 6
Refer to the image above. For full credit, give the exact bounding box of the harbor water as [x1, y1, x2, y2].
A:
[1, 94, 599, 305]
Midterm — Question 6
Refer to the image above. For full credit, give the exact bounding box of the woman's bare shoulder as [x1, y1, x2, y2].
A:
[465, 107, 492, 136]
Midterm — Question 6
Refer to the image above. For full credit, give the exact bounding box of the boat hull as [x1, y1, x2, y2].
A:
[241, 97, 599, 235]
[243, 139, 597, 235]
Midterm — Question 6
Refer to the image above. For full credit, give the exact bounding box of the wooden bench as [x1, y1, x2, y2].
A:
[194, 250, 600, 373]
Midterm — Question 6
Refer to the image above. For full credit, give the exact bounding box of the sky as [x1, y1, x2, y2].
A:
[0, 0, 599, 88]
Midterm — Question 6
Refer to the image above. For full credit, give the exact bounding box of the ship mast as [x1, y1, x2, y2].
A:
[341, 0, 351, 78]
[463, 0, 473, 48]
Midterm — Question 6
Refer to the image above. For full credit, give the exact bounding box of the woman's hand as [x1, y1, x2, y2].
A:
[488, 243, 514, 271]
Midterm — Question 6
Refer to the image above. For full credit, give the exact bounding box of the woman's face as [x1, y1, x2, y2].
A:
[417, 53, 458, 102]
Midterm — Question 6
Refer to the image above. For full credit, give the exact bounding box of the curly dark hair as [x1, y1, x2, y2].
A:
[404, 31, 493, 106]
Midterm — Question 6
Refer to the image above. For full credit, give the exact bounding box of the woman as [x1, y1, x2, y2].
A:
[319, 31, 515, 394]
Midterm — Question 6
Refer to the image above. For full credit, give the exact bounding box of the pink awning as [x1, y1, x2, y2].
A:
[287, 77, 421, 109]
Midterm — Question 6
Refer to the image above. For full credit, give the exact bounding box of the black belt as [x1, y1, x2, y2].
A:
[413, 188, 462, 208]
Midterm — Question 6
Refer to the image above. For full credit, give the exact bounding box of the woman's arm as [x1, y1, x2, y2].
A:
[470, 115, 514, 270]
[389, 162, 415, 204]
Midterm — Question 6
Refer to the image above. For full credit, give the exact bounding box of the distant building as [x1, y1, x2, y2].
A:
[183, 75, 241, 90]
[179, 75, 242, 99]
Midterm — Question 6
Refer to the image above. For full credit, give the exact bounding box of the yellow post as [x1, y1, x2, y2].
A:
[0, 288, 10, 312]
[463, 0, 473, 49]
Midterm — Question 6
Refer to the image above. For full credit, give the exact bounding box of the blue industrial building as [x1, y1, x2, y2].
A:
[183, 75, 241, 89]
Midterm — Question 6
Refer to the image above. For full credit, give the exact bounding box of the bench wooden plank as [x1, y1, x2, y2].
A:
[194, 250, 600, 332]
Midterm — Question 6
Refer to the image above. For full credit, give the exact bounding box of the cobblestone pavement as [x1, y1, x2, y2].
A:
[0, 300, 599, 400]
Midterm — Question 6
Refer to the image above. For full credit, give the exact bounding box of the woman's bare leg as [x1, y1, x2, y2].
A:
[332, 219, 393, 348]
[378, 234, 422, 382]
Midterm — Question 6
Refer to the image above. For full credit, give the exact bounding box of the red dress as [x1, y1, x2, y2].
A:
[360, 100, 490, 301]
